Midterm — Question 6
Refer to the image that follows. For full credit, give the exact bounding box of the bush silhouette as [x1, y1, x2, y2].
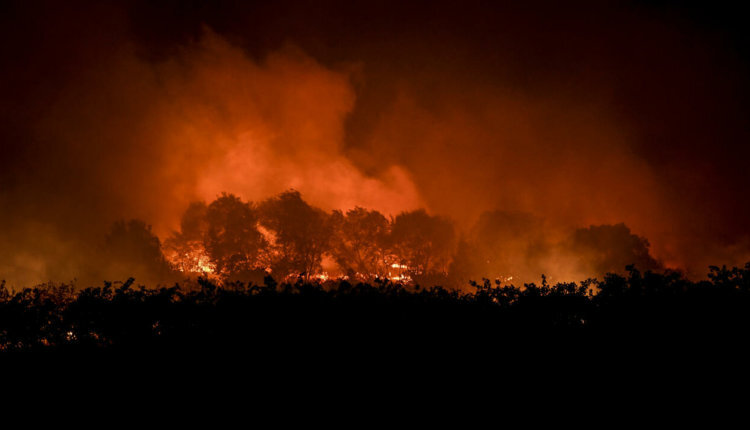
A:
[2, 264, 750, 356]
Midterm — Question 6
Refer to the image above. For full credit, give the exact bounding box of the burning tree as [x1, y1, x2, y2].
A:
[204, 193, 267, 277]
[163, 201, 214, 274]
[329, 207, 391, 281]
[258, 190, 332, 279]
[389, 210, 456, 280]
[165, 194, 267, 280]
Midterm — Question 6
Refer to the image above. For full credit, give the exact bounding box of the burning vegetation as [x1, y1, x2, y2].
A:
[73, 189, 666, 291]
[2, 1, 749, 289]
[162, 190, 452, 285]
[3, 2, 750, 371]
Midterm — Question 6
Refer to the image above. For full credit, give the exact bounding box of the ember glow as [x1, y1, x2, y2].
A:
[166, 248, 215, 275]
[1, 1, 750, 287]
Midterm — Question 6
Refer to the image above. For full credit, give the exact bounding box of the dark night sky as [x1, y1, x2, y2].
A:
[1, 0, 749, 284]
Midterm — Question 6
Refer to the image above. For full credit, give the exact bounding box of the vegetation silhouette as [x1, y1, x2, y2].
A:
[257, 190, 333, 280]
[2, 264, 750, 358]
[204, 193, 266, 278]
[2, 189, 741, 367]
[100, 219, 173, 285]
[131, 189, 670, 291]
[329, 207, 390, 281]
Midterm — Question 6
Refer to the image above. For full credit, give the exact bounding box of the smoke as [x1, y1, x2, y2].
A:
[2, 1, 749, 286]
[155, 34, 423, 217]
[0, 16, 422, 286]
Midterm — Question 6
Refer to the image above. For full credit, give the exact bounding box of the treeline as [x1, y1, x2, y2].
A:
[2, 264, 749, 354]
[163, 190, 457, 284]
[162, 190, 455, 284]
[101, 189, 661, 287]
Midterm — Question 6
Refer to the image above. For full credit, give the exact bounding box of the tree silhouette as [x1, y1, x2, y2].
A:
[204, 193, 266, 277]
[567, 223, 662, 277]
[179, 201, 210, 241]
[390, 209, 456, 279]
[329, 207, 390, 280]
[258, 190, 332, 279]
[102, 219, 172, 283]
[163, 201, 212, 273]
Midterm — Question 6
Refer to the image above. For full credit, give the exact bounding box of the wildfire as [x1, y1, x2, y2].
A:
[195, 255, 215, 273]
[388, 263, 411, 282]
[166, 246, 215, 274]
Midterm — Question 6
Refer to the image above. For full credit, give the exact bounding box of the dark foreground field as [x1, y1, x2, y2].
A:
[3, 268, 750, 404]
[3, 265, 750, 360]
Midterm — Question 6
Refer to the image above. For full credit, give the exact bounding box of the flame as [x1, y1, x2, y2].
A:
[387, 263, 411, 282]
[166, 244, 215, 274]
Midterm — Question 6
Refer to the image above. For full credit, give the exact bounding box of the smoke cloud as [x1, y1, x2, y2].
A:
[2, 1, 749, 286]
[0, 12, 422, 285]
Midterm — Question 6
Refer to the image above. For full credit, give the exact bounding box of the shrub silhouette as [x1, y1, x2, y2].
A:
[2, 263, 750, 356]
